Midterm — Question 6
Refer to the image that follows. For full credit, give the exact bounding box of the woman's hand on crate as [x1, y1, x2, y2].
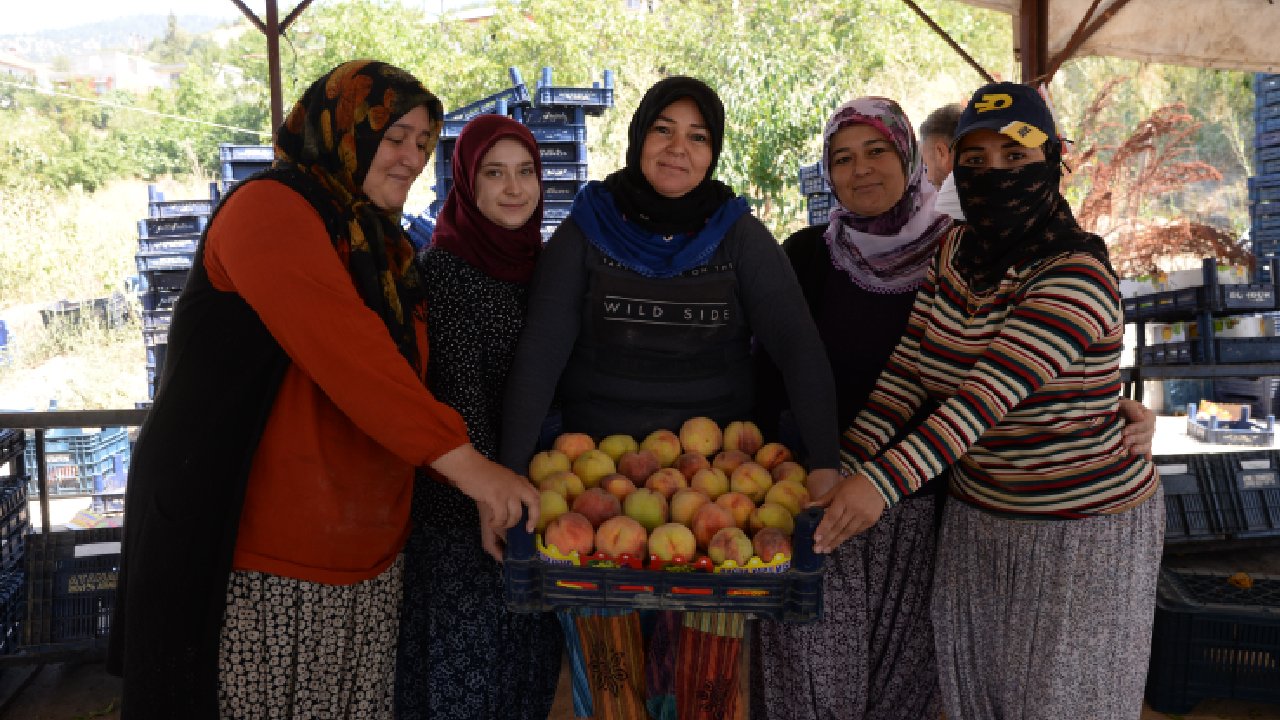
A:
[1118, 398, 1156, 459]
[809, 471, 885, 553]
[432, 443, 540, 533]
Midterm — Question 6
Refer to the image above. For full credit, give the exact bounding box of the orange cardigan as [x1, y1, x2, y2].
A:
[203, 180, 470, 584]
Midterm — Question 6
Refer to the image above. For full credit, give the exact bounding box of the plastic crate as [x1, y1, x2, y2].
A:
[543, 180, 585, 203]
[798, 161, 823, 183]
[0, 429, 23, 468]
[541, 163, 590, 182]
[142, 328, 168, 347]
[1258, 117, 1280, 136]
[1259, 130, 1280, 150]
[1186, 410, 1277, 446]
[137, 235, 199, 255]
[526, 124, 587, 144]
[800, 174, 828, 195]
[1145, 567, 1280, 713]
[1210, 451, 1280, 538]
[218, 144, 273, 163]
[1154, 454, 1232, 542]
[517, 106, 588, 126]
[1258, 103, 1280, 123]
[1260, 86, 1280, 108]
[1122, 285, 1277, 322]
[140, 268, 189, 292]
[1261, 157, 1280, 177]
[134, 251, 194, 273]
[221, 160, 271, 183]
[444, 85, 533, 122]
[535, 86, 614, 115]
[543, 201, 573, 222]
[504, 508, 824, 621]
[0, 568, 23, 656]
[807, 192, 834, 214]
[1260, 145, 1280, 164]
[1, 499, 29, 572]
[540, 224, 557, 244]
[39, 294, 129, 330]
[23, 528, 121, 647]
[137, 215, 207, 239]
[138, 289, 180, 313]
[141, 309, 172, 331]
[23, 427, 129, 498]
[537, 142, 588, 164]
[808, 206, 830, 226]
[145, 343, 167, 372]
[147, 198, 213, 218]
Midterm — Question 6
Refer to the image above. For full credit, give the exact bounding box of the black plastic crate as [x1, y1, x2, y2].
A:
[137, 235, 199, 255]
[142, 328, 168, 347]
[541, 163, 590, 182]
[221, 160, 271, 183]
[141, 309, 172, 331]
[503, 508, 823, 621]
[140, 268, 189, 292]
[1215, 337, 1280, 363]
[537, 142, 587, 164]
[535, 86, 614, 115]
[134, 251, 194, 273]
[543, 180, 585, 203]
[444, 84, 533, 122]
[0, 430, 23, 468]
[218, 144, 273, 164]
[40, 294, 129, 330]
[0, 568, 23, 656]
[23, 528, 122, 647]
[138, 289, 180, 313]
[517, 106, 587, 126]
[137, 215, 206, 239]
[1, 503, 28, 572]
[1145, 567, 1280, 714]
[543, 201, 572, 222]
[1154, 454, 1232, 542]
[1210, 451, 1280, 538]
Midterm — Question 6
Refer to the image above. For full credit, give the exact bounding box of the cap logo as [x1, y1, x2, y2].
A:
[974, 94, 1013, 113]
[1000, 120, 1049, 148]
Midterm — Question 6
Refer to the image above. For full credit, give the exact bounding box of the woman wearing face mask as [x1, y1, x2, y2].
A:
[396, 115, 561, 720]
[752, 96, 1157, 720]
[107, 61, 540, 720]
[815, 82, 1163, 719]
[500, 76, 841, 720]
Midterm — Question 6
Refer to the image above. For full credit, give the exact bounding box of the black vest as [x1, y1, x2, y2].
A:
[558, 242, 753, 439]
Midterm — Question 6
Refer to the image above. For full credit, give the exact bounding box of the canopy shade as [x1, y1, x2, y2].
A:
[957, 0, 1280, 73]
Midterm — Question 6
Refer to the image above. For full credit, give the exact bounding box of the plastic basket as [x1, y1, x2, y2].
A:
[1155, 454, 1232, 541]
[543, 180, 585, 203]
[1209, 451, 1280, 538]
[138, 289, 180, 313]
[221, 160, 271, 183]
[798, 161, 823, 183]
[137, 235, 199, 255]
[516, 106, 587, 127]
[0, 429, 23, 468]
[1187, 413, 1276, 446]
[135, 252, 194, 273]
[141, 309, 172, 331]
[218, 144, 273, 163]
[543, 201, 573, 222]
[147, 199, 213, 218]
[444, 84, 533, 122]
[23, 428, 129, 498]
[137, 215, 206, 239]
[503, 509, 825, 621]
[807, 192, 834, 214]
[800, 174, 828, 195]
[535, 86, 614, 115]
[140, 268, 189, 292]
[527, 124, 587, 144]
[1258, 117, 1280, 136]
[39, 294, 129, 330]
[23, 528, 122, 647]
[1145, 568, 1280, 714]
[807, 206, 829, 226]
[537, 142, 588, 164]
[541, 163, 590, 182]
[1259, 145, 1280, 164]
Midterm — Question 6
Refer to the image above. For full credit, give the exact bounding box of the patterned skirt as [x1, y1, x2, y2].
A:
[217, 555, 403, 720]
[396, 524, 562, 720]
[750, 493, 941, 720]
[931, 486, 1165, 720]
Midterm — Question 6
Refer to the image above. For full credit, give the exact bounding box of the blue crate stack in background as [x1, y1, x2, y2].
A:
[799, 161, 835, 226]
[1, 429, 27, 656]
[22, 427, 129, 499]
[430, 66, 613, 243]
[1252, 73, 1280, 272]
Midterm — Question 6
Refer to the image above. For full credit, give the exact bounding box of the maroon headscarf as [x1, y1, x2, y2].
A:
[431, 114, 543, 284]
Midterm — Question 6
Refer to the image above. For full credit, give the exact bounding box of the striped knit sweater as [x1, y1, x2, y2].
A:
[841, 226, 1157, 518]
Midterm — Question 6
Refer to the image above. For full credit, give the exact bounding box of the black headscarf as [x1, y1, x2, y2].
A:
[952, 139, 1114, 290]
[602, 76, 737, 236]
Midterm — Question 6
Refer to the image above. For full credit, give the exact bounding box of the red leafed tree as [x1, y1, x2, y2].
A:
[1065, 81, 1250, 278]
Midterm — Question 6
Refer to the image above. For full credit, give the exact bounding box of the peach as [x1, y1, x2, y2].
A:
[600, 473, 638, 503]
[572, 487, 622, 528]
[598, 434, 639, 462]
[595, 515, 648, 558]
[708, 527, 753, 566]
[623, 487, 669, 531]
[640, 429, 682, 467]
[649, 522, 697, 562]
[753, 527, 793, 564]
[730, 462, 774, 503]
[690, 467, 729, 500]
[572, 449, 617, 489]
[712, 449, 751, 474]
[617, 450, 661, 486]
[771, 461, 807, 487]
[764, 479, 810, 516]
[722, 420, 764, 456]
[670, 488, 711, 526]
[644, 467, 688, 499]
[754, 442, 793, 471]
[537, 490, 569, 533]
[715, 492, 755, 529]
[690, 502, 736, 549]
[749, 502, 796, 535]
[678, 416, 723, 457]
[673, 452, 711, 481]
[543, 511, 594, 557]
[528, 450, 571, 484]
[553, 432, 596, 461]
[542, 470, 585, 501]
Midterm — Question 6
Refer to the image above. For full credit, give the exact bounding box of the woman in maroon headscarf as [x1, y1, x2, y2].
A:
[396, 114, 561, 720]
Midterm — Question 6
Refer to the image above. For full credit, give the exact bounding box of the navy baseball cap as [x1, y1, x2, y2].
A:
[953, 82, 1057, 149]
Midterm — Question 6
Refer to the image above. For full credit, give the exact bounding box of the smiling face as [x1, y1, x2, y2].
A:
[639, 98, 713, 199]
[474, 137, 541, 230]
[954, 128, 1047, 171]
[361, 105, 434, 212]
[827, 123, 907, 217]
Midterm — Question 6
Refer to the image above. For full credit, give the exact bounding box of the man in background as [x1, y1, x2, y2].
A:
[918, 102, 964, 220]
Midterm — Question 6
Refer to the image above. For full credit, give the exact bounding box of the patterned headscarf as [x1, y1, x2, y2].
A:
[821, 97, 951, 294]
[431, 114, 543, 284]
[273, 59, 443, 371]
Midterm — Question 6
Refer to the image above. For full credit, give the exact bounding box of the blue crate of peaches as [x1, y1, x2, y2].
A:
[503, 417, 825, 621]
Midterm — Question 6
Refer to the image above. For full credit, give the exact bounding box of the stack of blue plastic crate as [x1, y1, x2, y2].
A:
[22, 427, 129, 498]
[799, 161, 835, 226]
[135, 184, 217, 400]
[1252, 73, 1280, 270]
[431, 66, 614, 243]
[0, 430, 25, 656]
[218, 143, 274, 195]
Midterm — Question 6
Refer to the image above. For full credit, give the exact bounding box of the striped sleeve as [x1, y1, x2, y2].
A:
[857, 255, 1120, 507]
[838, 254, 936, 469]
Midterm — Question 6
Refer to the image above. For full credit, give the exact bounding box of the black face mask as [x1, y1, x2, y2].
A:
[951, 152, 1113, 290]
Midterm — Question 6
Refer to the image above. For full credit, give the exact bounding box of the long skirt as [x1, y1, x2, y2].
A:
[931, 486, 1165, 720]
[750, 493, 942, 720]
[217, 555, 404, 720]
[396, 525, 562, 720]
